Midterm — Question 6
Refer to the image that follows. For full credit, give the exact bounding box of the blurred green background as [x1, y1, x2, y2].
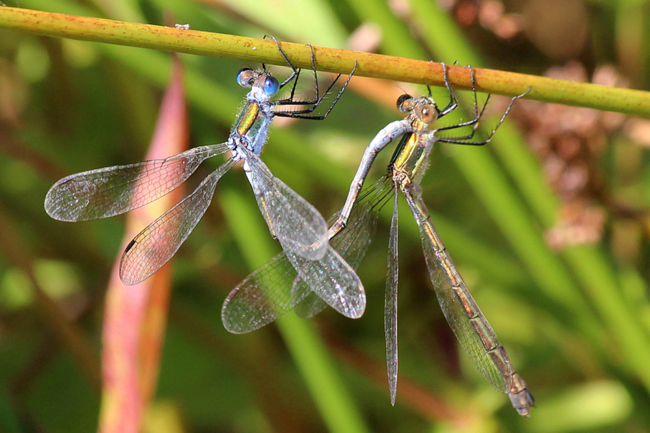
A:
[2, 0, 650, 432]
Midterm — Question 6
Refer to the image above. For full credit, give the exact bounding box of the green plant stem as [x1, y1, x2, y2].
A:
[1, 6, 649, 116]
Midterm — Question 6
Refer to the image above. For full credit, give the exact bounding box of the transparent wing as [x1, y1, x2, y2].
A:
[45, 144, 229, 222]
[222, 245, 363, 334]
[404, 188, 513, 393]
[240, 147, 328, 260]
[292, 289, 327, 319]
[221, 252, 300, 334]
[222, 177, 393, 333]
[295, 176, 392, 319]
[119, 159, 235, 285]
[286, 249, 365, 319]
[385, 186, 399, 405]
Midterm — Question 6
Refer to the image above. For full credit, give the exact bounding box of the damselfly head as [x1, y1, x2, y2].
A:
[398, 94, 439, 126]
[236, 68, 280, 97]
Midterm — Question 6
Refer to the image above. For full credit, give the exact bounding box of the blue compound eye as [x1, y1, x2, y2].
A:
[237, 68, 254, 87]
[264, 76, 279, 96]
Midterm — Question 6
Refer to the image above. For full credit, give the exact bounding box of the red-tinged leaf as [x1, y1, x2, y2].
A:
[98, 55, 188, 433]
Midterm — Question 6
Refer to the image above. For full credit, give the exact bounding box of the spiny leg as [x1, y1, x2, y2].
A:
[273, 41, 357, 119]
[265, 35, 301, 88]
[437, 62, 460, 116]
[436, 83, 529, 145]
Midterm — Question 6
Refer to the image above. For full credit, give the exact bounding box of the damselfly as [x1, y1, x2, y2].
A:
[44, 39, 358, 291]
[222, 64, 534, 416]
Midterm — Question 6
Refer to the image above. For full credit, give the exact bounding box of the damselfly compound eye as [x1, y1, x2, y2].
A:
[264, 76, 280, 96]
[237, 68, 255, 87]
[397, 94, 413, 112]
[419, 105, 438, 123]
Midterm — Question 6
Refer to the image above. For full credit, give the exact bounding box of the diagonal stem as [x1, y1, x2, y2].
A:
[0, 6, 649, 116]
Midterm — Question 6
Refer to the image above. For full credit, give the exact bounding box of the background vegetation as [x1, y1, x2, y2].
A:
[1, 0, 650, 432]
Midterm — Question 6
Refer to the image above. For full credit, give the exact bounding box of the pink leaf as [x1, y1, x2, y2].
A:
[98, 55, 188, 433]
